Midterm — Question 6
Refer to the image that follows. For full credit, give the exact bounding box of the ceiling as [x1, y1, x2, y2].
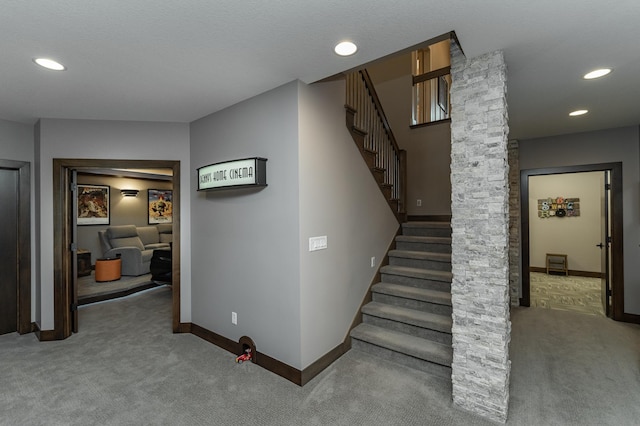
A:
[2, 1, 639, 140]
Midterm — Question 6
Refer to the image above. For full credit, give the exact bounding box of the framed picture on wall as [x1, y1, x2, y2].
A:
[148, 189, 173, 224]
[77, 184, 110, 225]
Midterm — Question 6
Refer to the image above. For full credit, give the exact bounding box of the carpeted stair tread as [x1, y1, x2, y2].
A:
[388, 249, 451, 262]
[351, 323, 452, 367]
[381, 265, 452, 282]
[373, 282, 452, 306]
[396, 235, 451, 244]
[402, 221, 451, 229]
[362, 302, 452, 333]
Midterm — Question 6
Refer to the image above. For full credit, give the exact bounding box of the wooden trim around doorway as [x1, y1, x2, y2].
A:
[520, 163, 624, 321]
[53, 159, 181, 339]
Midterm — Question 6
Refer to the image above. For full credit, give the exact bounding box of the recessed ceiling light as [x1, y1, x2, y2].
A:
[569, 109, 588, 116]
[33, 58, 66, 71]
[334, 41, 358, 56]
[583, 68, 611, 79]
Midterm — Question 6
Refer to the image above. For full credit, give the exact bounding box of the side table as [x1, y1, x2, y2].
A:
[95, 256, 122, 282]
[77, 249, 92, 277]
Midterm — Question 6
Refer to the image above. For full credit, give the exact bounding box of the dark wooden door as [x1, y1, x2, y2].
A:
[600, 171, 612, 317]
[0, 168, 19, 335]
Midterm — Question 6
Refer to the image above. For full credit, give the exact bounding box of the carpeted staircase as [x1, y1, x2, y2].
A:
[350, 221, 453, 378]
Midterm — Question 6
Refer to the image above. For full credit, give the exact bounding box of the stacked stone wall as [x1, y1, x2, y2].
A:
[508, 140, 521, 306]
[449, 42, 511, 423]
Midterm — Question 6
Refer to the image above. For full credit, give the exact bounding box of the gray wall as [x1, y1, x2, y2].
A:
[368, 54, 452, 216]
[520, 125, 640, 314]
[190, 82, 302, 368]
[36, 119, 191, 330]
[77, 173, 172, 264]
[190, 80, 399, 369]
[529, 172, 603, 272]
[0, 118, 36, 320]
[298, 80, 399, 367]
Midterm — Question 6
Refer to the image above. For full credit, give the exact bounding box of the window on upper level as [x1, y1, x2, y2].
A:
[411, 39, 451, 126]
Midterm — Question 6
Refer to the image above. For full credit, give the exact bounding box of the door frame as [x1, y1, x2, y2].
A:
[0, 159, 31, 334]
[53, 158, 181, 339]
[520, 162, 624, 321]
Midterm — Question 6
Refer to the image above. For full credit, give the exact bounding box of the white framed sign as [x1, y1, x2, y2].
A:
[197, 157, 267, 191]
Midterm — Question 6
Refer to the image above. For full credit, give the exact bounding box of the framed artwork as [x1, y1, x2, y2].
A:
[77, 184, 110, 225]
[148, 189, 173, 224]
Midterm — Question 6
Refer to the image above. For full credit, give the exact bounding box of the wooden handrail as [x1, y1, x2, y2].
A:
[412, 66, 451, 85]
[360, 70, 401, 155]
[344, 69, 406, 220]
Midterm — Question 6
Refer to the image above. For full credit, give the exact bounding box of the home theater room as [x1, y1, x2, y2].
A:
[74, 168, 174, 307]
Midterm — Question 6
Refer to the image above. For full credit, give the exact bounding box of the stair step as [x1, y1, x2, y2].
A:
[381, 265, 452, 281]
[395, 235, 452, 253]
[351, 323, 453, 375]
[362, 302, 451, 333]
[380, 265, 451, 292]
[402, 221, 452, 238]
[388, 250, 451, 271]
[372, 282, 451, 306]
[380, 183, 392, 199]
[372, 168, 385, 185]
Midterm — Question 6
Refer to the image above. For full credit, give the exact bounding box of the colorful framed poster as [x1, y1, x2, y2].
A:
[148, 189, 173, 224]
[77, 184, 110, 225]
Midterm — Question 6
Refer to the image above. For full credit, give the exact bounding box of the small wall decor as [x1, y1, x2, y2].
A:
[77, 184, 110, 225]
[538, 197, 580, 218]
[148, 189, 173, 224]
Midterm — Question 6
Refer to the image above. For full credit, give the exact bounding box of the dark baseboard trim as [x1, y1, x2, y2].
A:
[407, 215, 452, 222]
[176, 322, 192, 333]
[191, 323, 239, 354]
[622, 313, 640, 324]
[301, 342, 349, 386]
[190, 322, 302, 385]
[77, 282, 162, 306]
[190, 322, 351, 386]
[529, 266, 605, 279]
[36, 328, 58, 341]
[256, 351, 302, 386]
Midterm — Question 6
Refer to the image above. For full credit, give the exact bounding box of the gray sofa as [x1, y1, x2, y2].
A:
[98, 225, 172, 276]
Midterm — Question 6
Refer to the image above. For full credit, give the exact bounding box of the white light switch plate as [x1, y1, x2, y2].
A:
[309, 236, 327, 251]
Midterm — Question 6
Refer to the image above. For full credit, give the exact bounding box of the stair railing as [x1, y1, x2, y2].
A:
[345, 70, 406, 220]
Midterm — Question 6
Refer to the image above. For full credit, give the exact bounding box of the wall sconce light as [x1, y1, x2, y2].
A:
[121, 189, 139, 197]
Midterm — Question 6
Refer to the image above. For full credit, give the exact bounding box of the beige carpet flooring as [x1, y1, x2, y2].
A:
[78, 271, 155, 300]
[530, 272, 605, 316]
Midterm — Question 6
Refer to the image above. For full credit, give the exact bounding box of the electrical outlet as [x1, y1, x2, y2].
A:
[417, 199, 422, 207]
[232, 312, 237, 325]
[371, 256, 376, 268]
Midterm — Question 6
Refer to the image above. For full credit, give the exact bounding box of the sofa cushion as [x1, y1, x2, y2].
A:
[157, 223, 172, 244]
[110, 236, 145, 251]
[137, 226, 160, 247]
[106, 225, 138, 239]
[157, 223, 172, 234]
[145, 243, 168, 250]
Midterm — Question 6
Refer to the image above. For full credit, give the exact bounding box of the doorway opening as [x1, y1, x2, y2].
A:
[53, 159, 181, 339]
[520, 162, 624, 321]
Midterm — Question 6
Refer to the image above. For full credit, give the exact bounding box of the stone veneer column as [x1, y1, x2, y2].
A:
[508, 140, 521, 306]
[449, 42, 511, 423]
